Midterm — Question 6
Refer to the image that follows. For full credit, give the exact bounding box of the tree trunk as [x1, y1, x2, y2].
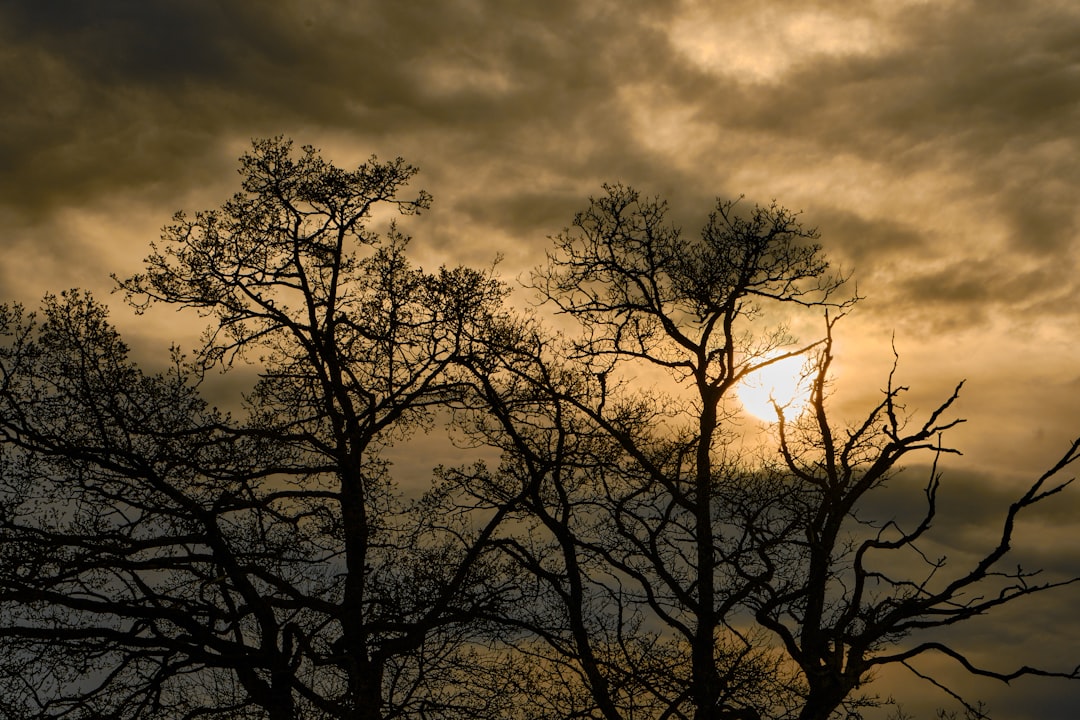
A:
[797, 676, 845, 720]
[339, 443, 382, 720]
[266, 674, 297, 720]
[342, 661, 385, 720]
[692, 391, 722, 720]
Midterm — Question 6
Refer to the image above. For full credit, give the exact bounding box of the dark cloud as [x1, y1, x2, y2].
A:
[898, 257, 1063, 311]
[0, 0, 689, 218]
[811, 207, 927, 267]
[716, 2, 1080, 161]
[702, 1, 1080, 253]
[648, 1, 1080, 345]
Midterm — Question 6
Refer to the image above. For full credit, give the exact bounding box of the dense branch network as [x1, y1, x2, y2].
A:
[0, 139, 1076, 720]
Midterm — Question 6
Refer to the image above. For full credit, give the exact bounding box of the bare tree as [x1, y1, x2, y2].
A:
[453, 186, 1079, 720]
[750, 327, 1080, 720]
[449, 185, 849, 720]
[0, 291, 302, 718]
[2, 148, 1077, 720]
[1, 139, 519, 719]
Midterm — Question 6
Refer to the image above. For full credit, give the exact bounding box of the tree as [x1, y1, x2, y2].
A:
[1, 139, 518, 719]
[754, 328, 1080, 720]
[444, 185, 849, 719]
[0, 291, 316, 718]
[1, 142, 1077, 720]
[448, 186, 1080, 720]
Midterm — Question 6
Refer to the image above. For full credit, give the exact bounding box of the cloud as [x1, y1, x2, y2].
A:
[3, 0, 1076, 365]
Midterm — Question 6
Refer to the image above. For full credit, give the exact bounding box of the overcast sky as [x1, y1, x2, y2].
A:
[3, 1, 1080, 716]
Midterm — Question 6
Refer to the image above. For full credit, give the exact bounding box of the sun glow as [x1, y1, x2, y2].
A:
[736, 353, 814, 423]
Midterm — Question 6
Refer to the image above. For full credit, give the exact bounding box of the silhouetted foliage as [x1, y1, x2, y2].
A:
[1, 139, 1077, 719]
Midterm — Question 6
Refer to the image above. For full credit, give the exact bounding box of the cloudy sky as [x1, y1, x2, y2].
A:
[3, 0, 1080, 716]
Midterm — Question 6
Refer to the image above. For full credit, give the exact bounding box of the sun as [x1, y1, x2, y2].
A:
[736, 353, 814, 423]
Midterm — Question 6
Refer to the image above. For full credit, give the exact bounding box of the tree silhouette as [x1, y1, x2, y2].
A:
[1, 140, 1077, 719]
[2, 140, 516, 719]
[760, 328, 1080, 720]
[449, 185, 849, 720]
[450, 187, 1080, 720]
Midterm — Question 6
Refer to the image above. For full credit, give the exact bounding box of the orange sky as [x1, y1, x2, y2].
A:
[3, 1, 1080, 716]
